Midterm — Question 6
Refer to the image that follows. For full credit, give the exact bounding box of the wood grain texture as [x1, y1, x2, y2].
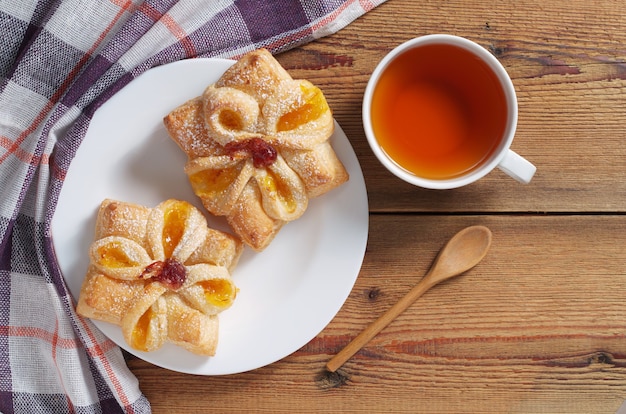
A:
[130, 216, 626, 413]
[277, 0, 626, 213]
[129, 1, 626, 412]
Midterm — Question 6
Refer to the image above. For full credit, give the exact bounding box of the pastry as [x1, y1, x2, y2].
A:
[77, 199, 242, 356]
[164, 48, 349, 251]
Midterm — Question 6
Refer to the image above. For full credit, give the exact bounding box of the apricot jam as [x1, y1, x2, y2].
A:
[199, 279, 236, 308]
[131, 307, 153, 351]
[259, 170, 296, 213]
[162, 201, 192, 258]
[277, 84, 327, 132]
[219, 109, 243, 130]
[96, 242, 139, 268]
[189, 164, 241, 197]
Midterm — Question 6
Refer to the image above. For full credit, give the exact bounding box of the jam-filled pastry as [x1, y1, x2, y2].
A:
[164, 48, 349, 251]
[76, 199, 242, 356]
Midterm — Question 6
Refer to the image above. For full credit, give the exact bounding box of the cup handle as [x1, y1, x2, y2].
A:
[497, 149, 536, 184]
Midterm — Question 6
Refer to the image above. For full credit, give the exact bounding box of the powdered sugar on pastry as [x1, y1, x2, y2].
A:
[76, 199, 243, 356]
[164, 48, 349, 251]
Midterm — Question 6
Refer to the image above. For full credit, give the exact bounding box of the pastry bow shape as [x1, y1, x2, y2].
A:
[165, 49, 348, 251]
[77, 199, 242, 355]
[184, 77, 334, 222]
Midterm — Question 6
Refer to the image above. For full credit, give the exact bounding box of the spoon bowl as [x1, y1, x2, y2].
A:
[325, 225, 492, 372]
[422, 225, 493, 288]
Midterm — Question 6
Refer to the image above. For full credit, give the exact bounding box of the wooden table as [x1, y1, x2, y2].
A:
[127, 0, 626, 412]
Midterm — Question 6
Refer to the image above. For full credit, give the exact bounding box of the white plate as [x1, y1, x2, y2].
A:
[51, 58, 369, 375]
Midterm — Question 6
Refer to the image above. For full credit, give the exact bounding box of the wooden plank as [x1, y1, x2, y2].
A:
[275, 0, 626, 213]
[129, 215, 626, 413]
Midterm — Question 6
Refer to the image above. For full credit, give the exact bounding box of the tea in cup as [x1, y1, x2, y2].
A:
[363, 34, 536, 189]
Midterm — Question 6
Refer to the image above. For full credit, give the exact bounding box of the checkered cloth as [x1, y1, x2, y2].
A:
[0, 1, 384, 412]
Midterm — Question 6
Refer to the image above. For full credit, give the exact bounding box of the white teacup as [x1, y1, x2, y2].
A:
[363, 34, 536, 189]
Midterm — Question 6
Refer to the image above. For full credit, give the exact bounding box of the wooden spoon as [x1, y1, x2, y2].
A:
[325, 225, 492, 373]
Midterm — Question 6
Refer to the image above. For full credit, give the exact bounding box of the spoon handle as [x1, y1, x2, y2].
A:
[325, 277, 433, 373]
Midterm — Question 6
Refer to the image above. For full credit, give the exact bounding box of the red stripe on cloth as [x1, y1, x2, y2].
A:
[138, 2, 163, 22]
[310, 0, 367, 31]
[0, 0, 136, 168]
[0, 325, 79, 348]
[359, 0, 377, 12]
[50, 153, 67, 182]
[109, 0, 136, 9]
[160, 12, 197, 58]
[0, 99, 55, 165]
[262, 0, 371, 53]
[84, 338, 119, 355]
[76, 315, 134, 413]
[51, 319, 58, 360]
[0, 135, 44, 165]
[51, 320, 77, 414]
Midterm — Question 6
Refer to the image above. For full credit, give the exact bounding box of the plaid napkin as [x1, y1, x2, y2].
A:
[0, 0, 385, 412]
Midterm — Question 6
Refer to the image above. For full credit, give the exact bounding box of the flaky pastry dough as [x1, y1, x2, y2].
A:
[164, 48, 349, 251]
[76, 199, 242, 356]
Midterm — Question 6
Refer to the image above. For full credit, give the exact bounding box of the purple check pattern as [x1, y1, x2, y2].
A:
[0, 0, 384, 412]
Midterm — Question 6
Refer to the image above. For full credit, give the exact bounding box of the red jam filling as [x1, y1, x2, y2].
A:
[225, 137, 277, 168]
[140, 258, 186, 290]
